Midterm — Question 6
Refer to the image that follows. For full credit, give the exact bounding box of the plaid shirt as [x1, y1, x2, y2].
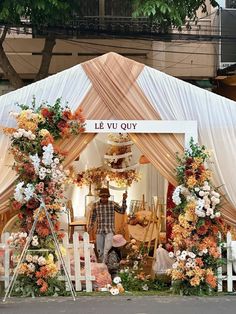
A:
[89, 200, 126, 234]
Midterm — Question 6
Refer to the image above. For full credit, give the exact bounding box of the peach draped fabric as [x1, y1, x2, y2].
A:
[81, 52, 183, 185]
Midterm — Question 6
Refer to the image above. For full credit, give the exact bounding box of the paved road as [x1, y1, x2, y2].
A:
[1, 295, 236, 314]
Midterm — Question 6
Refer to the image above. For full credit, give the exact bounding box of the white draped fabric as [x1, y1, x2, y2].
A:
[137, 66, 236, 209]
[0, 64, 91, 193]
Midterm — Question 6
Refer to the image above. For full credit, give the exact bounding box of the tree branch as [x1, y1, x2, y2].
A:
[0, 26, 8, 44]
[0, 26, 24, 89]
[34, 33, 56, 82]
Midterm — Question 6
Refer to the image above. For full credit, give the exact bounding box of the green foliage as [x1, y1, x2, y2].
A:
[133, 0, 219, 29]
[12, 275, 66, 297]
[119, 271, 171, 291]
[0, 0, 79, 26]
[172, 279, 217, 296]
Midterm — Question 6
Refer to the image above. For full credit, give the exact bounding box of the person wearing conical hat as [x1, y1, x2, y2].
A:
[106, 234, 127, 279]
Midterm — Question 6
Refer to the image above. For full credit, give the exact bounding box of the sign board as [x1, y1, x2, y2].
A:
[85, 120, 198, 149]
[219, 8, 236, 69]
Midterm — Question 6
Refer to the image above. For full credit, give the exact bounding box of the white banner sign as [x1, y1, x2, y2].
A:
[85, 120, 198, 149]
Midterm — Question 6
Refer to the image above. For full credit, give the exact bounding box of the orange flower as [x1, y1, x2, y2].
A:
[36, 225, 50, 237]
[41, 134, 54, 146]
[186, 175, 197, 188]
[40, 282, 48, 293]
[206, 274, 217, 288]
[41, 108, 53, 118]
[209, 247, 220, 258]
[190, 276, 200, 287]
[195, 258, 204, 267]
[62, 110, 73, 120]
[197, 225, 208, 236]
[3, 127, 16, 135]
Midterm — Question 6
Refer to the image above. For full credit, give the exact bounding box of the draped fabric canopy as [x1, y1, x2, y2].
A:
[0, 52, 236, 227]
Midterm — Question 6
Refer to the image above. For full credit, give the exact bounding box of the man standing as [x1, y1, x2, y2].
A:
[88, 188, 127, 263]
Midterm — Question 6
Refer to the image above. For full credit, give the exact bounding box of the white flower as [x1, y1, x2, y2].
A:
[195, 209, 206, 218]
[142, 284, 149, 291]
[215, 212, 221, 218]
[203, 185, 211, 191]
[54, 158, 60, 164]
[186, 195, 196, 202]
[26, 254, 33, 263]
[185, 262, 191, 268]
[8, 236, 14, 242]
[199, 191, 205, 197]
[19, 232, 25, 239]
[52, 172, 58, 179]
[24, 183, 35, 201]
[172, 185, 182, 205]
[110, 287, 119, 295]
[194, 187, 200, 192]
[14, 181, 25, 203]
[113, 276, 121, 284]
[42, 144, 54, 166]
[32, 255, 39, 263]
[202, 248, 208, 254]
[10, 111, 19, 118]
[27, 263, 35, 272]
[172, 262, 178, 269]
[30, 154, 40, 174]
[188, 252, 196, 259]
[206, 208, 213, 216]
[176, 250, 181, 256]
[168, 252, 174, 258]
[51, 163, 57, 169]
[32, 240, 39, 247]
[38, 256, 46, 266]
[29, 133, 36, 140]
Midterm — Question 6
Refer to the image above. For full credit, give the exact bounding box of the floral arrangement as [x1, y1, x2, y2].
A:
[75, 167, 107, 188]
[119, 239, 170, 291]
[107, 169, 141, 187]
[4, 98, 85, 296]
[75, 167, 141, 189]
[168, 139, 225, 295]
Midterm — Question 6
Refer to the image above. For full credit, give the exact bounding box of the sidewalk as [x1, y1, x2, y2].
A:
[1, 295, 236, 314]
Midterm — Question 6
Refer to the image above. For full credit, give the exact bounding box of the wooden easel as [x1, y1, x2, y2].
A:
[142, 197, 164, 257]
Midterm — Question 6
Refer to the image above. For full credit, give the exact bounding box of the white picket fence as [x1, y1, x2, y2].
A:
[218, 231, 236, 292]
[1, 231, 236, 293]
[0, 231, 95, 292]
